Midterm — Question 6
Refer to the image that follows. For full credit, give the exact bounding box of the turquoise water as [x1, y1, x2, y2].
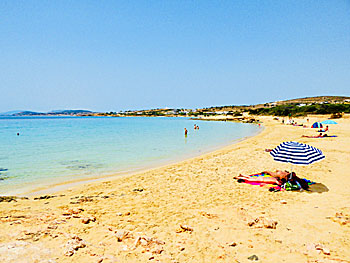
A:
[0, 116, 260, 195]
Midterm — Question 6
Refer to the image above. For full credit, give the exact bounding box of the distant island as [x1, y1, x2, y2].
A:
[2, 96, 350, 118]
[0, 110, 94, 117]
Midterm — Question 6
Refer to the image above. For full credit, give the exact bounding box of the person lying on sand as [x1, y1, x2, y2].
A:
[234, 173, 283, 185]
[234, 170, 289, 184]
[234, 171, 309, 190]
[302, 133, 329, 138]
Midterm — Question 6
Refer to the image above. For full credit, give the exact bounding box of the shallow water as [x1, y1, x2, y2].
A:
[0, 116, 260, 195]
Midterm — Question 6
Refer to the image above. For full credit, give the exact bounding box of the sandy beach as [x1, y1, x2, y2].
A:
[1, 115, 349, 263]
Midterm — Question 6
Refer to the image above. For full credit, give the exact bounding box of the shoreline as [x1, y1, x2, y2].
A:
[1, 116, 260, 197]
[22, 123, 264, 197]
[1, 115, 349, 262]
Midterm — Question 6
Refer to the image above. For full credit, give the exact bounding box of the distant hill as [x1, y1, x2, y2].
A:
[0, 110, 25, 116]
[14, 111, 44, 116]
[274, 96, 350, 105]
[1, 110, 93, 116]
[202, 95, 350, 112]
[47, 110, 93, 115]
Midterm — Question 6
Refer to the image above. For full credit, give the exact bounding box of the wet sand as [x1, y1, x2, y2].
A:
[0, 115, 349, 263]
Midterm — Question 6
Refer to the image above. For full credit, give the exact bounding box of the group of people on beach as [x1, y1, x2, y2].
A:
[301, 125, 330, 138]
[184, 124, 199, 137]
[234, 117, 328, 191]
[282, 117, 333, 138]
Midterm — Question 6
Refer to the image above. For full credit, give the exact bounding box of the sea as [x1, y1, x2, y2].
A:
[0, 116, 260, 195]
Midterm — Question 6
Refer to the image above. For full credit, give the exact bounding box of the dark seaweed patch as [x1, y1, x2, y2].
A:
[60, 160, 103, 171]
[66, 164, 93, 170]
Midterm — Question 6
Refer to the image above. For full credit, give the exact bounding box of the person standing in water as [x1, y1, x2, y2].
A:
[184, 128, 188, 136]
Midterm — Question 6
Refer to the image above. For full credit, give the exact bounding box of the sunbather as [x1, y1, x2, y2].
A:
[234, 170, 309, 190]
[234, 170, 289, 185]
[302, 133, 331, 138]
[234, 174, 283, 185]
[302, 133, 324, 138]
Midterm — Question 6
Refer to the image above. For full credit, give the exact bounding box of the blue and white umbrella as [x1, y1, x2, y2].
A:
[321, 120, 338, 125]
[270, 141, 325, 174]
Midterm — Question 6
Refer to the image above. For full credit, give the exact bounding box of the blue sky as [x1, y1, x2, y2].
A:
[0, 1, 349, 112]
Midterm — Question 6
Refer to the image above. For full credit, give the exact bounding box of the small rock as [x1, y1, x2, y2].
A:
[81, 217, 96, 224]
[180, 225, 193, 232]
[34, 195, 56, 200]
[116, 230, 130, 242]
[65, 249, 74, 257]
[263, 218, 278, 229]
[247, 218, 259, 227]
[0, 196, 18, 202]
[152, 245, 163, 254]
[77, 197, 93, 203]
[62, 212, 72, 216]
[280, 200, 287, 204]
[248, 254, 259, 261]
[132, 236, 141, 249]
[81, 218, 89, 224]
[228, 242, 237, 247]
[64, 235, 86, 256]
[322, 247, 330, 255]
[314, 243, 331, 255]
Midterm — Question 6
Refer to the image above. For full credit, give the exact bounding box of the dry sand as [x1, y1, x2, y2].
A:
[0, 116, 349, 263]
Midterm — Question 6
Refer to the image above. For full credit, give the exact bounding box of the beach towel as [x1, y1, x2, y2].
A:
[237, 172, 315, 191]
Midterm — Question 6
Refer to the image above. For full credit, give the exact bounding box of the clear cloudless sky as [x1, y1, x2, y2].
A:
[0, 0, 349, 112]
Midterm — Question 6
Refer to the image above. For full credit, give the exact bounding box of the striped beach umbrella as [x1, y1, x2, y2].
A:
[270, 141, 325, 174]
[311, 122, 323, 128]
[321, 120, 338, 124]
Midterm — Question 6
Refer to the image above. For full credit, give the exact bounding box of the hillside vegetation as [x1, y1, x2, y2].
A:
[248, 103, 350, 117]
